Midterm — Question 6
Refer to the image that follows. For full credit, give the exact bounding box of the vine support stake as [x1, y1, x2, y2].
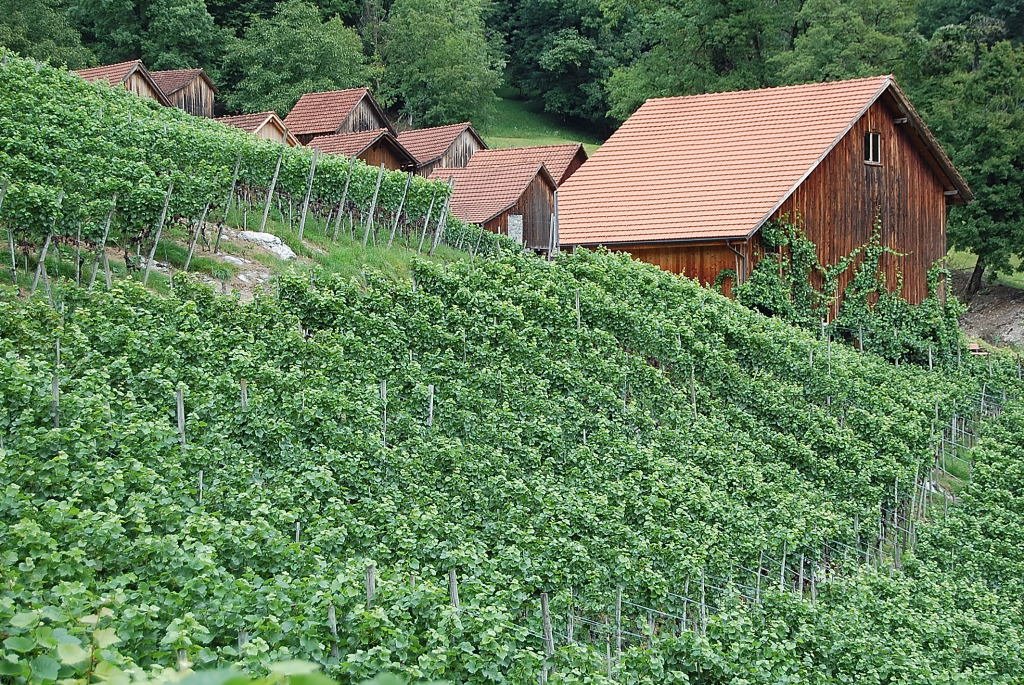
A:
[327, 604, 339, 658]
[426, 383, 434, 427]
[575, 289, 581, 329]
[143, 181, 174, 285]
[429, 180, 454, 257]
[690, 365, 697, 420]
[51, 372, 59, 428]
[176, 385, 186, 449]
[388, 172, 413, 247]
[362, 164, 385, 247]
[240, 378, 249, 410]
[366, 563, 377, 608]
[198, 470, 204, 505]
[184, 202, 211, 273]
[448, 568, 460, 610]
[88, 196, 117, 291]
[31, 233, 53, 295]
[380, 379, 388, 447]
[259, 152, 284, 234]
[294, 520, 301, 543]
[614, 586, 622, 660]
[566, 588, 575, 643]
[541, 592, 554, 681]
[417, 189, 437, 254]
[297, 150, 320, 241]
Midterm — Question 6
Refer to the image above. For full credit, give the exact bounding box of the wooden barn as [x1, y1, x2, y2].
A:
[284, 88, 393, 145]
[467, 143, 588, 186]
[151, 68, 217, 117]
[216, 111, 299, 146]
[397, 122, 487, 176]
[75, 60, 170, 106]
[308, 129, 415, 171]
[558, 76, 972, 304]
[430, 163, 556, 251]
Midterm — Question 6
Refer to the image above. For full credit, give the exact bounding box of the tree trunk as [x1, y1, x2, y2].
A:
[963, 256, 986, 302]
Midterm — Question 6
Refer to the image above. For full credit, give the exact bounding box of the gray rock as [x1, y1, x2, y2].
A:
[236, 231, 296, 260]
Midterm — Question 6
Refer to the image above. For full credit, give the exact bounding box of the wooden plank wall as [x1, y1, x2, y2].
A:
[417, 132, 484, 176]
[125, 74, 163, 104]
[773, 95, 948, 304]
[343, 98, 389, 133]
[485, 174, 554, 250]
[169, 79, 215, 117]
[359, 139, 411, 171]
[608, 240, 751, 294]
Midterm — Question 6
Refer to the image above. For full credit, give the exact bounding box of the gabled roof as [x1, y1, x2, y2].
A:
[284, 88, 394, 136]
[428, 163, 556, 225]
[151, 68, 217, 95]
[307, 129, 415, 165]
[75, 60, 171, 106]
[467, 143, 587, 186]
[216, 111, 298, 146]
[559, 75, 972, 246]
[397, 122, 486, 166]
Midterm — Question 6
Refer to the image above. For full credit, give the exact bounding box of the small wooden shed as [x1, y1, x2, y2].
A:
[467, 143, 588, 186]
[308, 129, 416, 171]
[75, 60, 170, 106]
[216, 111, 299, 146]
[284, 88, 393, 145]
[429, 163, 556, 251]
[151, 68, 217, 117]
[397, 122, 487, 176]
[559, 75, 972, 304]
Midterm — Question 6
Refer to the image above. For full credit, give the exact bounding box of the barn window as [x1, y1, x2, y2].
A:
[864, 132, 881, 165]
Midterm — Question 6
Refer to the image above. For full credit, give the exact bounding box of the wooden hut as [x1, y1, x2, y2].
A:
[429, 163, 556, 251]
[397, 122, 487, 176]
[308, 129, 415, 171]
[151, 68, 217, 117]
[558, 75, 972, 304]
[75, 60, 170, 106]
[284, 88, 393, 145]
[467, 143, 588, 186]
[216, 111, 299, 146]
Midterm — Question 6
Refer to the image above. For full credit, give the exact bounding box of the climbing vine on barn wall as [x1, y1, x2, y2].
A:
[731, 217, 964, 365]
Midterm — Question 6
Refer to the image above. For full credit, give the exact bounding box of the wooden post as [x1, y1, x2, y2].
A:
[566, 588, 575, 643]
[575, 289, 581, 329]
[102, 252, 112, 289]
[198, 470, 204, 505]
[327, 604, 339, 659]
[690, 365, 697, 419]
[448, 568, 460, 609]
[779, 541, 787, 591]
[614, 587, 622, 660]
[240, 379, 249, 409]
[417, 190, 437, 253]
[176, 386, 186, 448]
[295, 520, 301, 543]
[699, 572, 707, 635]
[143, 181, 174, 285]
[220, 154, 242, 228]
[426, 383, 434, 427]
[380, 379, 387, 448]
[88, 196, 117, 290]
[540, 593, 557, 663]
[184, 202, 211, 272]
[332, 159, 355, 241]
[74, 222, 82, 285]
[429, 181, 454, 257]
[366, 562, 376, 608]
[258, 152, 283, 234]
[51, 372, 60, 428]
[297, 150, 320, 241]
[30, 233, 53, 294]
[388, 173, 413, 247]
[362, 165, 385, 247]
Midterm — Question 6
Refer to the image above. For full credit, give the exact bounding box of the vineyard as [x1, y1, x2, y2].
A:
[2, 52, 1024, 685]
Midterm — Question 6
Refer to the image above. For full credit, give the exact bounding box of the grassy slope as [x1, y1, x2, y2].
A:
[478, 96, 603, 153]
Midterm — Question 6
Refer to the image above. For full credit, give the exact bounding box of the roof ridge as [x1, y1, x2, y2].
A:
[643, 75, 892, 105]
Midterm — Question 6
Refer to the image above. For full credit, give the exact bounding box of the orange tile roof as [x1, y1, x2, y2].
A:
[308, 129, 391, 156]
[151, 68, 216, 94]
[559, 75, 969, 246]
[467, 144, 587, 185]
[75, 60, 142, 85]
[216, 111, 276, 133]
[429, 163, 555, 225]
[284, 88, 392, 136]
[397, 123, 485, 166]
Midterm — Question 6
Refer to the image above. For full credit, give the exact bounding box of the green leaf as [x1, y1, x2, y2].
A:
[3, 635, 36, 653]
[56, 643, 89, 665]
[92, 628, 120, 649]
[10, 612, 39, 629]
[30, 654, 59, 681]
[268, 660, 319, 676]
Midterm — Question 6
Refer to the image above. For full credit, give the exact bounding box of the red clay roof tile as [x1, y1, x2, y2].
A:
[75, 60, 143, 86]
[559, 76, 905, 245]
[150, 68, 216, 95]
[397, 123, 485, 166]
[429, 163, 555, 225]
[284, 88, 392, 136]
[467, 144, 587, 186]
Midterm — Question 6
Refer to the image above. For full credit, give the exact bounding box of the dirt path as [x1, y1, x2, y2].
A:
[952, 271, 1024, 347]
